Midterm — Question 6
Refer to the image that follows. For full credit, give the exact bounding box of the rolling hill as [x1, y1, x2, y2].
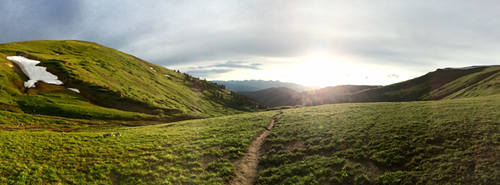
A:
[348, 66, 500, 103]
[0, 40, 260, 126]
[243, 66, 500, 106]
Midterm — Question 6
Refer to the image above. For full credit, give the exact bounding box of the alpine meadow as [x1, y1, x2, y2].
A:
[1, 1, 499, 185]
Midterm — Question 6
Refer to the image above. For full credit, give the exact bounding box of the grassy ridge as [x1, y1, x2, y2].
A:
[257, 95, 500, 184]
[0, 40, 259, 121]
[349, 66, 497, 102]
[435, 66, 500, 99]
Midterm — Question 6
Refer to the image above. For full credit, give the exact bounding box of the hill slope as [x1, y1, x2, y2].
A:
[0, 40, 259, 123]
[349, 66, 500, 103]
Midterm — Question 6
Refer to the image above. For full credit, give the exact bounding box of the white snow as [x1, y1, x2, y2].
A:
[6, 56, 64, 88]
[149, 67, 157, 72]
[67, 88, 80, 93]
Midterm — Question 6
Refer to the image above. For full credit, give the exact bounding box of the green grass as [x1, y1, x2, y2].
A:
[348, 66, 497, 103]
[0, 96, 498, 184]
[438, 66, 500, 99]
[257, 95, 500, 184]
[0, 40, 259, 121]
[0, 111, 277, 184]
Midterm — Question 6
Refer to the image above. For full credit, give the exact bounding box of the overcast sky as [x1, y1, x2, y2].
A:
[1, 0, 499, 86]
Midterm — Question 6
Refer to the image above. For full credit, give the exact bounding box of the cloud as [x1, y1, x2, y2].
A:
[0, 0, 82, 42]
[185, 69, 232, 78]
[387, 74, 400, 79]
[184, 61, 261, 78]
[212, 61, 261, 70]
[1, 0, 500, 84]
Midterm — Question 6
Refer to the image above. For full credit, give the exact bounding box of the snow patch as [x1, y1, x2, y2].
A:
[149, 67, 157, 72]
[67, 88, 80, 93]
[6, 56, 63, 88]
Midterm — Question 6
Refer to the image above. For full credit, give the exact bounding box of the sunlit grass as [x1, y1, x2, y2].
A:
[257, 95, 500, 184]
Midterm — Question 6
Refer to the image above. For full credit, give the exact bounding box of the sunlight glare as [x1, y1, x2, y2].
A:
[291, 50, 343, 87]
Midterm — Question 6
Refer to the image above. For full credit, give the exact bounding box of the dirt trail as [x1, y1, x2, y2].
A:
[230, 112, 282, 185]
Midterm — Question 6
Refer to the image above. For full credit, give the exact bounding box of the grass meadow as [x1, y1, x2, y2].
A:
[0, 95, 498, 184]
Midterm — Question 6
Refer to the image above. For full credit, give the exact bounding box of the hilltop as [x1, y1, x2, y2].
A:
[0, 40, 260, 128]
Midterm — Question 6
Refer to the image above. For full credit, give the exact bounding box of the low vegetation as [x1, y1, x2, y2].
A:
[0, 95, 498, 184]
[0, 111, 277, 184]
[257, 95, 500, 184]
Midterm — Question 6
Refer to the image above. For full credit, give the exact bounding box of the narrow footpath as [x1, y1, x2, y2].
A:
[230, 112, 283, 185]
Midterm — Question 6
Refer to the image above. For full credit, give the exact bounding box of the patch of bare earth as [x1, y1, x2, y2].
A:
[230, 112, 282, 185]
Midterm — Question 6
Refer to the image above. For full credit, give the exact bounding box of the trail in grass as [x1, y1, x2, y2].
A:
[230, 112, 282, 185]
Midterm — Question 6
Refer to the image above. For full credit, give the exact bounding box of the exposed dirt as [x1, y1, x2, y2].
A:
[230, 112, 282, 185]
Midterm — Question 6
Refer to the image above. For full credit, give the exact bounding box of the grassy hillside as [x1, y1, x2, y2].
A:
[425, 66, 500, 100]
[349, 66, 500, 103]
[0, 95, 498, 184]
[258, 95, 500, 184]
[0, 40, 260, 121]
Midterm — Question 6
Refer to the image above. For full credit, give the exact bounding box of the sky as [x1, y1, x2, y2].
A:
[1, 0, 499, 87]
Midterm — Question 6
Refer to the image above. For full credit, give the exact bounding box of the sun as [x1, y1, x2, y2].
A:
[290, 50, 341, 87]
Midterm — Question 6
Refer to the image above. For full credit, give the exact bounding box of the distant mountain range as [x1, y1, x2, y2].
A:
[211, 80, 316, 92]
[241, 66, 500, 106]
